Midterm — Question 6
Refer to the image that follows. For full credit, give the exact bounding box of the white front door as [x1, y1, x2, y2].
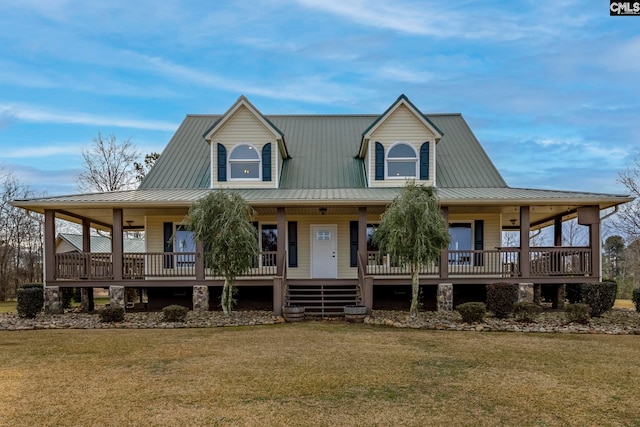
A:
[311, 224, 338, 278]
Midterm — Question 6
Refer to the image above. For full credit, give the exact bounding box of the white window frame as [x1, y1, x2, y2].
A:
[228, 143, 261, 181]
[385, 142, 418, 179]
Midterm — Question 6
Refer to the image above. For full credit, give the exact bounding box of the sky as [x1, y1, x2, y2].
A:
[0, 0, 639, 196]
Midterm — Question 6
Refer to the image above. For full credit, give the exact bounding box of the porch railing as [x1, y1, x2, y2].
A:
[365, 248, 589, 277]
[54, 248, 591, 281]
[529, 247, 591, 276]
[55, 251, 278, 280]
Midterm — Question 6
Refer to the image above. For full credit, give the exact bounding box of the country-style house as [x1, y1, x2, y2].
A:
[12, 95, 632, 315]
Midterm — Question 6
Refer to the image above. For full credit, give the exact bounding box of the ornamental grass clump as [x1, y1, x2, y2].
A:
[163, 305, 189, 322]
[100, 306, 125, 322]
[486, 283, 518, 318]
[456, 302, 486, 323]
[16, 283, 44, 318]
[512, 301, 542, 322]
[565, 303, 591, 324]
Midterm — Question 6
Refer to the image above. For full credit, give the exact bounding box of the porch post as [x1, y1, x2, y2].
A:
[578, 205, 601, 279]
[439, 207, 449, 279]
[274, 207, 285, 315]
[112, 209, 123, 281]
[553, 215, 563, 246]
[81, 218, 94, 312]
[519, 206, 531, 278]
[44, 209, 56, 283]
[358, 207, 370, 309]
[82, 218, 91, 252]
[590, 213, 601, 280]
[276, 207, 285, 277]
[195, 240, 205, 281]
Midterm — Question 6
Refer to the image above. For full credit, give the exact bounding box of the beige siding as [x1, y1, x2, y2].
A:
[146, 215, 189, 253]
[211, 105, 278, 189]
[368, 104, 436, 188]
[448, 213, 502, 250]
[285, 215, 356, 280]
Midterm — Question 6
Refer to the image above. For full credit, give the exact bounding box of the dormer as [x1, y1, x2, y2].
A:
[359, 94, 443, 188]
[203, 96, 289, 189]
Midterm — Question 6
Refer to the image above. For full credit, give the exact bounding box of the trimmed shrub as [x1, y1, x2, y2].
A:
[565, 283, 582, 304]
[512, 301, 542, 322]
[457, 302, 486, 323]
[16, 283, 44, 318]
[565, 303, 591, 324]
[163, 305, 189, 322]
[581, 282, 617, 317]
[100, 306, 125, 322]
[632, 288, 640, 313]
[486, 283, 518, 318]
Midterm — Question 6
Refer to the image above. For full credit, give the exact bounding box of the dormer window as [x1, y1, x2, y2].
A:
[387, 143, 417, 178]
[229, 144, 260, 180]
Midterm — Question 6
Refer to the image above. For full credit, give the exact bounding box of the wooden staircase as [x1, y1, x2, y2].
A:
[285, 279, 361, 317]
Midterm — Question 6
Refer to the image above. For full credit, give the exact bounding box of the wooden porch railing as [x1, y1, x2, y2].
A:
[54, 248, 591, 281]
[55, 251, 279, 280]
[529, 247, 591, 276]
[366, 248, 590, 278]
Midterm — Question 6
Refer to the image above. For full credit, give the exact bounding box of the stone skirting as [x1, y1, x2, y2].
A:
[109, 286, 125, 309]
[44, 286, 63, 315]
[437, 283, 453, 311]
[193, 285, 209, 312]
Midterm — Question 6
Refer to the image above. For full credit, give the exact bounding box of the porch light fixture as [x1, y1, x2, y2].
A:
[126, 220, 133, 227]
[319, 207, 327, 215]
[509, 219, 516, 226]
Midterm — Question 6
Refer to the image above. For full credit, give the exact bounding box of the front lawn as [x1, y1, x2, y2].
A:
[1, 323, 639, 426]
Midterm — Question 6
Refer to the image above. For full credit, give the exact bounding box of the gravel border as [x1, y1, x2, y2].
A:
[1, 308, 639, 334]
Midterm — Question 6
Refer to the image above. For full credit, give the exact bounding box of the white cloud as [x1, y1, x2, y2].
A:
[138, 54, 372, 105]
[4, 144, 84, 159]
[376, 65, 434, 84]
[0, 103, 178, 131]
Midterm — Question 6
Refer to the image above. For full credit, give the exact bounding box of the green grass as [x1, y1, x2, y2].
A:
[1, 323, 639, 426]
[0, 300, 16, 313]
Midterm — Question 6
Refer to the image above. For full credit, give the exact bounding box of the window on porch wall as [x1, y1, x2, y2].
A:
[261, 224, 277, 267]
[448, 223, 472, 265]
[175, 225, 195, 267]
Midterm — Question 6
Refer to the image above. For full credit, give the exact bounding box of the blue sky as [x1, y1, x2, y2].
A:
[0, 0, 638, 196]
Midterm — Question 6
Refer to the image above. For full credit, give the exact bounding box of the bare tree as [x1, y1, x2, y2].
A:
[0, 169, 43, 300]
[614, 156, 640, 240]
[77, 133, 140, 193]
[562, 219, 588, 246]
[134, 152, 160, 182]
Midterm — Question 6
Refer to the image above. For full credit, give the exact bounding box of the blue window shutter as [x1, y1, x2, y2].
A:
[163, 222, 174, 269]
[420, 142, 430, 180]
[217, 144, 227, 182]
[288, 221, 298, 268]
[350, 221, 358, 267]
[375, 142, 384, 180]
[262, 143, 271, 181]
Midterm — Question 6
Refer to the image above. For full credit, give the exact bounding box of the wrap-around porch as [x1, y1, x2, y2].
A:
[43, 204, 603, 315]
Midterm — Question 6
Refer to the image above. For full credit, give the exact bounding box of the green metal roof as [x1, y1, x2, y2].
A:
[15, 187, 631, 208]
[140, 112, 506, 190]
[57, 233, 145, 253]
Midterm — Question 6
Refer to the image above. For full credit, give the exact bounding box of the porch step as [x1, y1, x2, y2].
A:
[285, 281, 360, 317]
